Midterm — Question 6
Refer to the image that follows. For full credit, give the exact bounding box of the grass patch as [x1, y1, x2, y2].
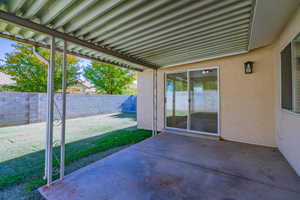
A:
[0, 174, 25, 189]
[1, 129, 152, 192]
[64, 128, 152, 165]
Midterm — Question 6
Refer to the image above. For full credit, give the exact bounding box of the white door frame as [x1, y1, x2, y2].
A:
[164, 66, 220, 137]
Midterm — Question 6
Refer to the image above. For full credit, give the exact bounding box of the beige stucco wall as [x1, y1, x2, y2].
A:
[137, 70, 154, 130]
[138, 44, 277, 147]
[274, 7, 300, 176]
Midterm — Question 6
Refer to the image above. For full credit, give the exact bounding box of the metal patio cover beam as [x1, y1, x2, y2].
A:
[0, 11, 159, 69]
[0, 32, 143, 72]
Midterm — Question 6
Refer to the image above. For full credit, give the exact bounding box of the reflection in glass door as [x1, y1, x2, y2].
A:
[165, 68, 219, 135]
[189, 69, 218, 134]
[165, 72, 188, 129]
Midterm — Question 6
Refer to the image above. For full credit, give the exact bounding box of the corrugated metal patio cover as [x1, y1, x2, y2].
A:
[0, 0, 255, 70]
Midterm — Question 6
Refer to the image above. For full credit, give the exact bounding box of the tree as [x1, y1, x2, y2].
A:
[83, 61, 136, 94]
[0, 43, 81, 92]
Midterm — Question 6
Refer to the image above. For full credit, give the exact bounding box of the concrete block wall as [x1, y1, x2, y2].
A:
[0, 92, 136, 127]
[28, 93, 39, 123]
[0, 92, 34, 126]
[38, 93, 136, 121]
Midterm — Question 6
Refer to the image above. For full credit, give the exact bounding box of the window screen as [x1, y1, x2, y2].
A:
[281, 43, 293, 111]
[292, 35, 300, 113]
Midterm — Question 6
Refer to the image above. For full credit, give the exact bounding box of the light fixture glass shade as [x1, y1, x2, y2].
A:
[244, 61, 253, 74]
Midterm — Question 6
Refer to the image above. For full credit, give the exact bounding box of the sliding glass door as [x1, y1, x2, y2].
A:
[189, 69, 218, 134]
[165, 68, 219, 135]
[165, 72, 188, 129]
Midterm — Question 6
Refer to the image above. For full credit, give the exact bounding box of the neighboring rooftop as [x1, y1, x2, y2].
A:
[0, 72, 15, 85]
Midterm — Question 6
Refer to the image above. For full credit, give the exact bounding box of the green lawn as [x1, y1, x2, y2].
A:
[0, 113, 152, 199]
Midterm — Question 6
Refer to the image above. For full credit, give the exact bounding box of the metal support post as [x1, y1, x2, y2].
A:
[172, 80, 176, 117]
[152, 69, 158, 136]
[46, 36, 55, 186]
[155, 69, 158, 135]
[60, 40, 67, 181]
[152, 70, 155, 136]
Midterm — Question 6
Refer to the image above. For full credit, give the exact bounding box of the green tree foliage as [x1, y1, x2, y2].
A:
[0, 43, 81, 92]
[83, 61, 136, 94]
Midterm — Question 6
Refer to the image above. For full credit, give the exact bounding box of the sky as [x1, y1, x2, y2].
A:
[0, 38, 16, 60]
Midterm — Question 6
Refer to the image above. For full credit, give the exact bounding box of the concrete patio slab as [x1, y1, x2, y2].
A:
[39, 133, 300, 200]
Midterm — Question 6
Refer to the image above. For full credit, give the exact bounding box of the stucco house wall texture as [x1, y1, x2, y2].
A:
[138, 45, 277, 147]
[274, 7, 300, 176]
[137, 8, 300, 175]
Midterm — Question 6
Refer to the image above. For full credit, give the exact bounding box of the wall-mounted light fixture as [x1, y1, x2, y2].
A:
[244, 61, 253, 74]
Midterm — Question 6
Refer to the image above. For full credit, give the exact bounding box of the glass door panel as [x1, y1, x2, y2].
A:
[166, 72, 188, 129]
[189, 69, 218, 134]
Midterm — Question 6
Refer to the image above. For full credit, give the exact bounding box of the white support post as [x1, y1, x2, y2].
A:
[152, 70, 155, 137]
[152, 70, 155, 136]
[60, 40, 67, 181]
[152, 69, 158, 136]
[155, 69, 158, 135]
[46, 36, 55, 186]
